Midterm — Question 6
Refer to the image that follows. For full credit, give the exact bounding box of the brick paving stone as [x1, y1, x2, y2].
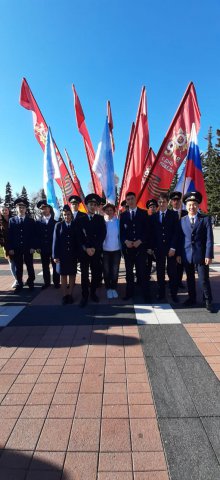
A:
[15, 373, 40, 384]
[52, 393, 77, 404]
[37, 373, 61, 383]
[84, 358, 105, 373]
[47, 404, 75, 418]
[100, 419, 131, 452]
[27, 392, 54, 405]
[1, 393, 30, 405]
[125, 358, 146, 365]
[132, 452, 167, 472]
[128, 393, 153, 405]
[104, 383, 127, 394]
[26, 358, 47, 366]
[134, 473, 169, 480]
[55, 382, 80, 393]
[0, 405, 23, 418]
[63, 452, 98, 480]
[36, 418, 72, 451]
[21, 365, 43, 375]
[0, 374, 17, 393]
[0, 449, 32, 468]
[129, 405, 156, 418]
[105, 365, 126, 374]
[68, 418, 101, 451]
[1, 359, 26, 374]
[105, 373, 126, 383]
[87, 346, 106, 357]
[98, 473, 133, 480]
[45, 358, 66, 366]
[0, 418, 17, 447]
[31, 383, 57, 394]
[0, 469, 27, 479]
[80, 373, 104, 393]
[59, 373, 82, 383]
[130, 418, 163, 452]
[20, 405, 49, 418]
[102, 404, 129, 418]
[98, 452, 132, 471]
[62, 365, 84, 374]
[103, 393, 128, 405]
[0, 347, 17, 358]
[30, 451, 65, 470]
[6, 418, 44, 450]
[105, 358, 126, 366]
[40, 365, 63, 374]
[9, 383, 34, 394]
[127, 382, 150, 393]
[126, 364, 148, 374]
[75, 393, 102, 418]
[65, 357, 86, 366]
[127, 373, 148, 383]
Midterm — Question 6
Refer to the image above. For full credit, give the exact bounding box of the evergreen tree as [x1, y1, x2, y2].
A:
[4, 182, 14, 209]
[203, 127, 220, 218]
[21, 186, 29, 203]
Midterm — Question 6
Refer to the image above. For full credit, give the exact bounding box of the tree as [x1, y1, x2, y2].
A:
[4, 182, 14, 209]
[202, 127, 220, 218]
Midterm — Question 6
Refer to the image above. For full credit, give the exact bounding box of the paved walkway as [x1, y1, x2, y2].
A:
[0, 233, 220, 480]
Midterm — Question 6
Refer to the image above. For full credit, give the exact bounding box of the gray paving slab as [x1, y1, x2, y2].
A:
[160, 325, 202, 356]
[159, 418, 220, 480]
[176, 357, 220, 416]
[146, 356, 198, 418]
[138, 325, 173, 356]
[174, 306, 220, 323]
[201, 417, 220, 464]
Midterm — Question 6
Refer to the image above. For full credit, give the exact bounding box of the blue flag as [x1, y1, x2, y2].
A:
[43, 128, 61, 220]
[93, 117, 115, 204]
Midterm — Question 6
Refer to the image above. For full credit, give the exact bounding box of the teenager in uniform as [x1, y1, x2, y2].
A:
[146, 199, 158, 281]
[36, 200, 60, 289]
[69, 195, 87, 223]
[169, 191, 188, 289]
[0, 204, 18, 287]
[151, 192, 179, 302]
[77, 194, 106, 307]
[8, 197, 36, 292]
[180, 191, 214, 312]
[120, 191, 150, 301]
[52, 205, 77, 305]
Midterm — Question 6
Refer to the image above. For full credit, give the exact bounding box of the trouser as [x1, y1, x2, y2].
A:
[177, 262, 184, 286]
[41, 252, 60, 286]
[103, 250, 121, 289]
[156, 254, 177, 296]
[184, 261, 212, 302]
[79, 250, 103, 299]
[14, 250, 35, 286]
[146, 253, 154, 280]
[123, 246, 148, 297]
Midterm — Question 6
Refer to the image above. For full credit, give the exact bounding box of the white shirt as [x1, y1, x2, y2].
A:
[188, 214, 197, 224]
[103, 217, 120, 252]
[72, 211, 78, 220]
[159, 209, 167, 222]
[43, 215, 51, 225]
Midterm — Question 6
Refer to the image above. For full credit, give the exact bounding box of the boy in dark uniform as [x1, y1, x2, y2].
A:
[180, 191, 214, 312]
[146, 199, 158, 281]
[8, 197, 36, 292]
[69, 195, 87, 222]
[76, 194, 106, 307]
[36, 200, 60, 289]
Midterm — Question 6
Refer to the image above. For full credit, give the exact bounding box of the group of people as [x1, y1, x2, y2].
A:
[0, 188, 214, 311]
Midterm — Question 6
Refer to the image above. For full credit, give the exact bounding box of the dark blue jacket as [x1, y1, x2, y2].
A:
[120, 208, 150, 250]
[8, 216, 36, 252]
[36, 217, 57, 254]
[151, 209, 180, 255]
[77, 214, 106, 251]
[180, 213, 214, 264]
[52, 221, 77, 261]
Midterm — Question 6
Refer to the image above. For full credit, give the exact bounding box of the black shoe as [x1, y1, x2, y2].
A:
[123, 294, 133, 301]
[68, 295, 74, 304]
[171, 295, 179, 304]
[14, 285, 23, 293]
[205, 301, 214, 313]
[90, 293, 99, 303]
[29, 284, 34, 291]
[62, 295, 69, 305]
[54, 284, 60, 289]
[183, 298, 196, 307]
[41, 284, 50, 290]
[79, 297, 88, 308]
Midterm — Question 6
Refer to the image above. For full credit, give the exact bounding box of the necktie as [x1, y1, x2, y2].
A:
[191, 217, 195, 228]
[161, 212, 165, 224]
[131, 211, 135, 221]
[20, 218, 23, 224]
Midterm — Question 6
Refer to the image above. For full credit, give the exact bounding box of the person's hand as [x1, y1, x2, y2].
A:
[30, 249, 35, 254]
[168, 249, 175, 257]
[133, 240, 142, 248]
[86, 248, 95, 256]
[147, 249, 154, 255]
[9, 250, 14, 256]
[125, 240, 133, 248]
[54, 258, 60, 263]
[205, 258, 212, 265]
[176, 256, 181, 264]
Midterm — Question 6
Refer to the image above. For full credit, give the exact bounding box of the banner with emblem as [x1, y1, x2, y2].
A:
[138, 148, 156, 209]
[64, 149, 87, 212]
[137, 82, 201, 208]
[19, 77, 75, 203]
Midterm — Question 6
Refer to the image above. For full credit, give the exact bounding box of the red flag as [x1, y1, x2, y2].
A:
[64, 149, 87, 212]
[19, 78, 75, 203]
[137, 82, 201, 207]
[72, 85, 102, 196]
[107, 100, 115, 152]
[138, 148, 157, 209]
[119, 87, 149, 202]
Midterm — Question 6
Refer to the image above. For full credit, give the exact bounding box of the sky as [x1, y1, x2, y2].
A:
[1, 0, 220, 202]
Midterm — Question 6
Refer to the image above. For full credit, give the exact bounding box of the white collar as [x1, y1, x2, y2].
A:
[129, 207, 137, 214]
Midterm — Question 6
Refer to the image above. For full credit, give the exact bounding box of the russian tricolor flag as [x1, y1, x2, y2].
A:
[176, 123, 208, 212]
